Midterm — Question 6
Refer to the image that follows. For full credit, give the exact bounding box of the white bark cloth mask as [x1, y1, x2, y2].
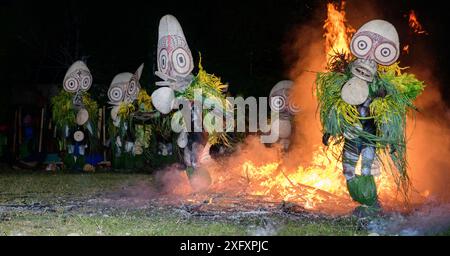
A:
[152, 14, 194, 114]
[269, 80, 300, 116]
[107, 64, 144, 106]
[157, 14, 194, 82]
[349, 19, 400, 82]
[342, 19, 400, 106]
[63, 60, 92, 123]
[63, 61, 92, 93]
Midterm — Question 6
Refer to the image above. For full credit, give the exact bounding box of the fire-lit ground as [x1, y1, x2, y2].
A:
[152, 136, 429, 217]
[0, 170, 372, 236]
[0, 170, 448, 236]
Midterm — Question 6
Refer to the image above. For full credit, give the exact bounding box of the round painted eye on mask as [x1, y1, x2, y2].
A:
[270, 95, 287, 112]
[125, 63, 143, 101]
[158, 48, 170, 73]
[108, 84, 125, 105]
[351, 35, 373, 58]
[64, 77, 79, 93]
[374, 43, 398, 65]
[172, 47, 192, 75]
[126, 79, 139, 100]
[350, 19, 400, 66]
[63, 60, 91, 93]
[80, 73, 92, 91]
[269, 80, 294, 113]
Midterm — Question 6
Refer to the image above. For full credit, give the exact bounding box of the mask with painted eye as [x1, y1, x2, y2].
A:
[125, 64, 144, 101]
[269, 80, 298, 115]
[108, 83, 126, 105]
[108, 73, 132, 105]
[126, 79, 139, 100]
[374, 42, 398, 65]
[171, 47, 192, 75]
[79, 71, 92, 91]
[63, 61, 92, 93]
[350, 20, 399, 83]
[350, 19, 400, 66]
[64, 76, 79, 93]
[157, 15, 194, 78]
[351, 35, 373, 57]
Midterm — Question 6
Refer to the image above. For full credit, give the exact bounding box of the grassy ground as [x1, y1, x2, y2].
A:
[0, 171, 146, 204]
[0, 211, 366, 236]
[0, 170, 447, 236]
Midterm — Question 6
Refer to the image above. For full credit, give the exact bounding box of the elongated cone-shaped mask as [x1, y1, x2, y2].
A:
[157, 14, 194, 78]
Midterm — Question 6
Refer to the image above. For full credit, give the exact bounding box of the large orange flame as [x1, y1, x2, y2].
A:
[323, 2, 355, 60]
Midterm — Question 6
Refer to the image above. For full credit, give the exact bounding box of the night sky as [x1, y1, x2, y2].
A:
[1, 0, 449, 114]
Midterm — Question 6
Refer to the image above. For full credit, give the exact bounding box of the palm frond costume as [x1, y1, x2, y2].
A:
[316, 20, 425, 207]
[51, 61, 99, 170]
[107, 64, 154, 169]
[151, 15, 231, 189]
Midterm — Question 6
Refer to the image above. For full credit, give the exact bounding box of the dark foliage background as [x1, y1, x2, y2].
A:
[0, 0, 448, 115]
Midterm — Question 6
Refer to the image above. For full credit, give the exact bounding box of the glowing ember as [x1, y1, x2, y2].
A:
[403, 44, 410, 54]
[408, 10, 428, 35]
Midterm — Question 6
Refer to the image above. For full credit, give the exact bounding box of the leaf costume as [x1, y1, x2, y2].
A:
[151, 15, 231, 188]
[107, 64, 154, 169]
[316, 20, 425, 206]
[51, 61, 98, 170]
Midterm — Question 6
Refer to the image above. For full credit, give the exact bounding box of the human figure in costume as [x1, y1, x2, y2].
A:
[51, 61, 99, 171]
[151, 15, 231, 190]
[107, 64, 153, 169]
[316, 20, 425, 210]
[266, 80, 299, 151]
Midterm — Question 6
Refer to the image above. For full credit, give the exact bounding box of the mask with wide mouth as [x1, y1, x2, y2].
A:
[350, 59, 377, 82]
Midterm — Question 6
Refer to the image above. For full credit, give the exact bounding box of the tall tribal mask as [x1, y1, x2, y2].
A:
[152, 14, 194, 114]
[63, 61, 93, 126]
[157, 14, 194, 80]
